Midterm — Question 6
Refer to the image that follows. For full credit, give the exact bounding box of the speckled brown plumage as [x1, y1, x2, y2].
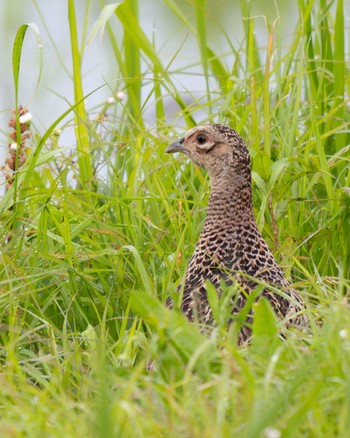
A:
[166, 124, 307, 343]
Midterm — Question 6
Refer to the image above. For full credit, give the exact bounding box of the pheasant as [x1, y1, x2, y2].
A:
[166, 124, 306, 343]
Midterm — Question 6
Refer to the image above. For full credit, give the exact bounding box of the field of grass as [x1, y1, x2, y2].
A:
[1, 0, 350, 436]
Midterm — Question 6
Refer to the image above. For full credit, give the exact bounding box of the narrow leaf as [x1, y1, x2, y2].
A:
[87, 3, 119, 46]
[251, 298, 280, 359]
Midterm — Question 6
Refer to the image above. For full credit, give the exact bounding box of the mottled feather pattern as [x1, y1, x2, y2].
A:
[166, 124, 307, 343]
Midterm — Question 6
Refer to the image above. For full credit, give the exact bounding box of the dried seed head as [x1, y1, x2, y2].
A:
[2, 105, 32, 190]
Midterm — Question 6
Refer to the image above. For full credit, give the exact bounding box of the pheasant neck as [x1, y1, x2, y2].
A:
[204, 176, 255, 226]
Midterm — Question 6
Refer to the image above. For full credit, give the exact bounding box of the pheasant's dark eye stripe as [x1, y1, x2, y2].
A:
[166, 123, 307, 344]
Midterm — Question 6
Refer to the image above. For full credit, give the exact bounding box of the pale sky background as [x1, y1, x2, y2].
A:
[1, 0, 347, 163]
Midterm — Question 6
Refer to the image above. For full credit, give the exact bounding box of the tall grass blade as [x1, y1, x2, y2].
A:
[68, 0, 93, 188]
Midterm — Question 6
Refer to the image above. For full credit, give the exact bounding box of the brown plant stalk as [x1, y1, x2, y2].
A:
[2, 106, 32, 191]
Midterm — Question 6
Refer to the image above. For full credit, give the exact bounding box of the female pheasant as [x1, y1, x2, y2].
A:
[166, 124, 306, 343]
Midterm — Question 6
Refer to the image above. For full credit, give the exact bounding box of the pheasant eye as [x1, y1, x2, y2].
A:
[197, 134, 207, 145]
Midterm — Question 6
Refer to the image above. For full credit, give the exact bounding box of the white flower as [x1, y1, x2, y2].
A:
[264, 427, 281, 438]
[107, 96, 115, 104]
[10, 142, 18, 151]
[339, 329, 348, 339]
[116, 91, 126, 101]
[19, 112, 32, 124]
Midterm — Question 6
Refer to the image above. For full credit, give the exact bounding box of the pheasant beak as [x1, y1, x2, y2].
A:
[165, 137, 187, 154]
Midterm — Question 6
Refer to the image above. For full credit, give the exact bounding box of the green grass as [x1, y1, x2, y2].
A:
[0, 0, 350, 436]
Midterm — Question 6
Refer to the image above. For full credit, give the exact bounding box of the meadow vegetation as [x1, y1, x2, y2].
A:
[0, 0, 349, 436]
